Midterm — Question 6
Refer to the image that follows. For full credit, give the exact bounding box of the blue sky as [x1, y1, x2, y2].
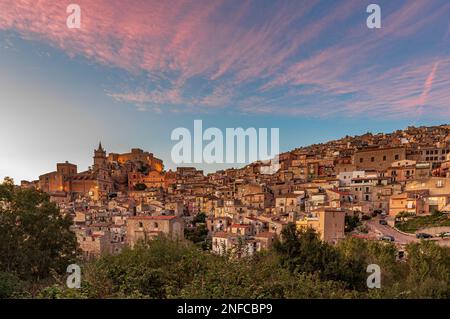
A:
[0, 0, 449, 182]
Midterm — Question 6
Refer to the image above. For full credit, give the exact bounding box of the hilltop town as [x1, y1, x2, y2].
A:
[19, 124, 450, 259]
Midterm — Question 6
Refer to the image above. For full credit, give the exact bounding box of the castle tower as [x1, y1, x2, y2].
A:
[93, 142, 107, 169]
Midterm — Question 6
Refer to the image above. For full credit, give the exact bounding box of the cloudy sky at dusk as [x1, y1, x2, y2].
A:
[1, 0, 449, 182]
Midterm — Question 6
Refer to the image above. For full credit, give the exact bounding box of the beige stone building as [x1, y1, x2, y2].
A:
[108, 148, 163, 172]
[404, 177, 450, 213]
[126, 215, 184, 247]
[38, 144, 114, 200]
[76, 230, 111, 260]
[389, 192, 426, 217]
[296, 208, 345, 243]
[354, 147, 406, 171]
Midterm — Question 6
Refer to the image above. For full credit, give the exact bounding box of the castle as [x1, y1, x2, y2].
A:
[37, 143, 164, 200]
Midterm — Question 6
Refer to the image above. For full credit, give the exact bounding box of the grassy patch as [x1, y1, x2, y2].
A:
[396, 213, 450, 233]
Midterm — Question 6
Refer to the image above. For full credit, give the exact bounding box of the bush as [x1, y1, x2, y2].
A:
[0, 272, 25, 298]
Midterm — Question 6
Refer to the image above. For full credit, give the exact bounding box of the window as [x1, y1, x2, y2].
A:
[383, 156, 387, 161]
[371, 157, 375, 162]
[395, 155, 399, 160]
[138, 222, 143, 228]
[154, 222, 159, 228]
[437, 180, 444, 188]
[359, 158, 363, 163]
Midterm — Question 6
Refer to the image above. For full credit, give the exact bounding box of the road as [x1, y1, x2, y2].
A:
[366, 218, 450, 246]
[366, 218, 418, 245]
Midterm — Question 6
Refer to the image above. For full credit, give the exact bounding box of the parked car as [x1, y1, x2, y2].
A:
[379, 220, 388, 225]
[416, 233, 433, 239]
[438, 232, 450, 238]
[381, 235, 395, 242]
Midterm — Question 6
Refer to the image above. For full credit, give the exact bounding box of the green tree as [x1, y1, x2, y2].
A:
[185, 224, 208, 247]
[0, 180, 79, 281]
[135, 183, 147, 191]
[193, 212, 207, 224]
[274, 223, 366, 289]
[405, 241, 450, 298]
[345, 215, 361, 233]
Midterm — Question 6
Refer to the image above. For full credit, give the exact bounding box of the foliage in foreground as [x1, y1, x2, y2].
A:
[0, 179, 79, 283]
[39, 233, 450, 299]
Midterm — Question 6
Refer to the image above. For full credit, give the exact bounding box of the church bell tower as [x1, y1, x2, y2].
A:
[93, 142, 107, 170]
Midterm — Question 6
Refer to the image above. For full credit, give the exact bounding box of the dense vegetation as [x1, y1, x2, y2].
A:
[0, 178, 79, 298]
[34, 233, 450, 299]
[1, 179, 449, 299]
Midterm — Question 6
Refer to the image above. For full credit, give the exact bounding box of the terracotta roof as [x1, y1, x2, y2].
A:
[212, 231, 234, 238]
[255, 232, 276, 239]
[329, 189, 351, 195]
[128, 215, 178, 220]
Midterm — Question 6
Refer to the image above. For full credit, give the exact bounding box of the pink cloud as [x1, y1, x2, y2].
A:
[0, 0, 449, 119]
